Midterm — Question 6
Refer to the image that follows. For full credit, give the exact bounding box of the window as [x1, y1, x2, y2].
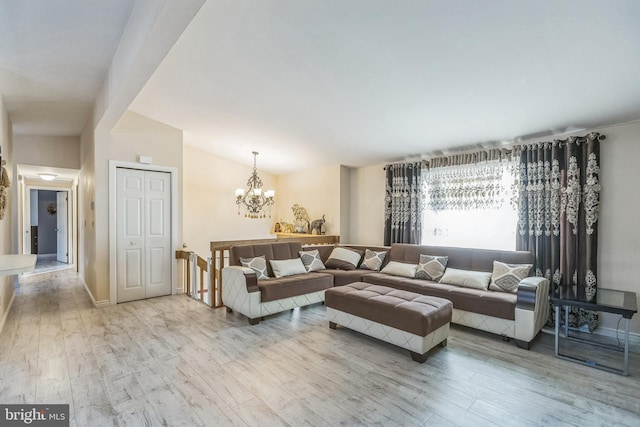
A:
[421, 161, 517, 251]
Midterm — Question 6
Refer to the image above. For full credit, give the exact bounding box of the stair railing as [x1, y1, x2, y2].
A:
[176, 250, 216, 306]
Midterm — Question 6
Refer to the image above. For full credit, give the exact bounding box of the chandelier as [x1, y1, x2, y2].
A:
[235, 151, 275, 218]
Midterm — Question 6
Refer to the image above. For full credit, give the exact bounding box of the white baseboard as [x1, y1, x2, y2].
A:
[592, 325, 640, 348]
[79, 275, 112, 308]
[542, 324, 640, 349]
[0, 292, 15, 336]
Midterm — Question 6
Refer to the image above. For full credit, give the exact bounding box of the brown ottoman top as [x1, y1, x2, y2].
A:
[325, 282, 453, 337]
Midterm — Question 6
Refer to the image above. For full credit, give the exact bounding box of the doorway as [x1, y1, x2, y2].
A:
[26, 189, 73, 274]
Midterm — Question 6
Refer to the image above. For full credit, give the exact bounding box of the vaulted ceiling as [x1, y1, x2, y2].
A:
[2, 1, 640, 174]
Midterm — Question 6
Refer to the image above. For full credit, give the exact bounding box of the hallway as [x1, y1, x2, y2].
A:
[0, 270, 227, 426]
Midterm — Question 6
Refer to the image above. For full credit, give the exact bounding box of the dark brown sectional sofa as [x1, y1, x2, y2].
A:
[221, 241, 549, 348]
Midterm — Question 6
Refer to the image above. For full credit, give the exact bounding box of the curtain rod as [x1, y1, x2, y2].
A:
[391, 131, 606, 168]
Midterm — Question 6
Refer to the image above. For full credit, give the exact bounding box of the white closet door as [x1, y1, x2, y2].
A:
[143, 171, 172, 298]
[116, 168, 171, 303]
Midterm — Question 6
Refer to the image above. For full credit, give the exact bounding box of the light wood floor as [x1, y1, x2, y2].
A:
[1, 270, 639, 426]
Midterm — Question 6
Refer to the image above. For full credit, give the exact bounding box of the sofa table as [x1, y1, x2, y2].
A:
[551, 288, 637, 376]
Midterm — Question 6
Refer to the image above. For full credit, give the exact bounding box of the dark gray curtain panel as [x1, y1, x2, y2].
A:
[514, 132, 603, 330]
[384, 162, 424, 245]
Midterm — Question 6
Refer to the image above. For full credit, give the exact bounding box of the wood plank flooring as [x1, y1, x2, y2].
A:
[1, 269, 639, 426]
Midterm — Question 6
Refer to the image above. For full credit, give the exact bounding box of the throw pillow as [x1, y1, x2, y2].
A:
[380, 261, 418, 278]
[489, 261, 533, 293]
[359, 249, 387, 271]
[325, 247, 363, 270]
[439, 268, 492, 290]
[299, 250, 326, 272]
[415, 254, 448, 281]
[240, 255, 269, 280]
[269, 258, 308, 278]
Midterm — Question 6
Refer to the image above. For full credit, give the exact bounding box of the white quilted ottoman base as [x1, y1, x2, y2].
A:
[326, 307, 449, 363]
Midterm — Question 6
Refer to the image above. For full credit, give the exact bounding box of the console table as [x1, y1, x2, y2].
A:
[551, 288, 637, 376]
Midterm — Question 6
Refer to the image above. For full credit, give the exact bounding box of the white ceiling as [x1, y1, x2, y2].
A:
[2, 1, 640, 174]
[0, 0, 134, 135]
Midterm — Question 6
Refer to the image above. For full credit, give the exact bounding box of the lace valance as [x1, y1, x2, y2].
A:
[425, 159, 514, 211]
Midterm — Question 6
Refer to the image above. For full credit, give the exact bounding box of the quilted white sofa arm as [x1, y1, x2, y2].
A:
[222, 266, 262, 321]
[514, 276, 550, 346]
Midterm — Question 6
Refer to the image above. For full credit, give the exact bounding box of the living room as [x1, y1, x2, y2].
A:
[1, 1, 640, 425]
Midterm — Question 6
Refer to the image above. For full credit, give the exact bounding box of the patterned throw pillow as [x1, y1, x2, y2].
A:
[239, 255, 269, 280]
[299, 250, 326, 272]
[415, 254, 448, 281]
[359, 249, 387, 271]
[489, 261, 533, 293]
[325, 247, 363, 271]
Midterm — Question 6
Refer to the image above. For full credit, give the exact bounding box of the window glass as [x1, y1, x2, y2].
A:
[422, 165, 517, 250]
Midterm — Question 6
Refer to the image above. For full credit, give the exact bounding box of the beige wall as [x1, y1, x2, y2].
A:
[592, 121, 640, 334]
[79, 118, 97, 300]
[181, 154, 349, 256]
[13, 135, 80, 169]
[0, 96, 14, 333]
[182, 145, 276, 256]
[79, 111, 183, 303]
[348, 163, 386, 245]
[275, 165, 343, 237]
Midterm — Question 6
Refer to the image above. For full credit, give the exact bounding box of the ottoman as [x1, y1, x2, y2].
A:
[325, 282, 453, 363]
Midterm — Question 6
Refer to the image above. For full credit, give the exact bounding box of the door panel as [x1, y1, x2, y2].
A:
[124, 198, 142, 237]
[144, 171, 171, 298]
[117, 169, 146, 302]
[124, 249, 143, 289]
[148, 199, 165, 236]
[148, 247, 165, 285]
[116, 168, 171, 303]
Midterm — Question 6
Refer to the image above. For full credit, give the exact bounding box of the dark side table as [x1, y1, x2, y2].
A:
[551, 288, 637, 376]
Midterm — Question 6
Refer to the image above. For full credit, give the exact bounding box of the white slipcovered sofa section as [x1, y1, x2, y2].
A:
[221, 265, 328, 324]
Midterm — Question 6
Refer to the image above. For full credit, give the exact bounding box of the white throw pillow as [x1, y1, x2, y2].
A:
[380, 261, 418, 278]
[269, 258, 308, 278]
[439, 268, 492, 290]
[325, 247, 363, 271]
